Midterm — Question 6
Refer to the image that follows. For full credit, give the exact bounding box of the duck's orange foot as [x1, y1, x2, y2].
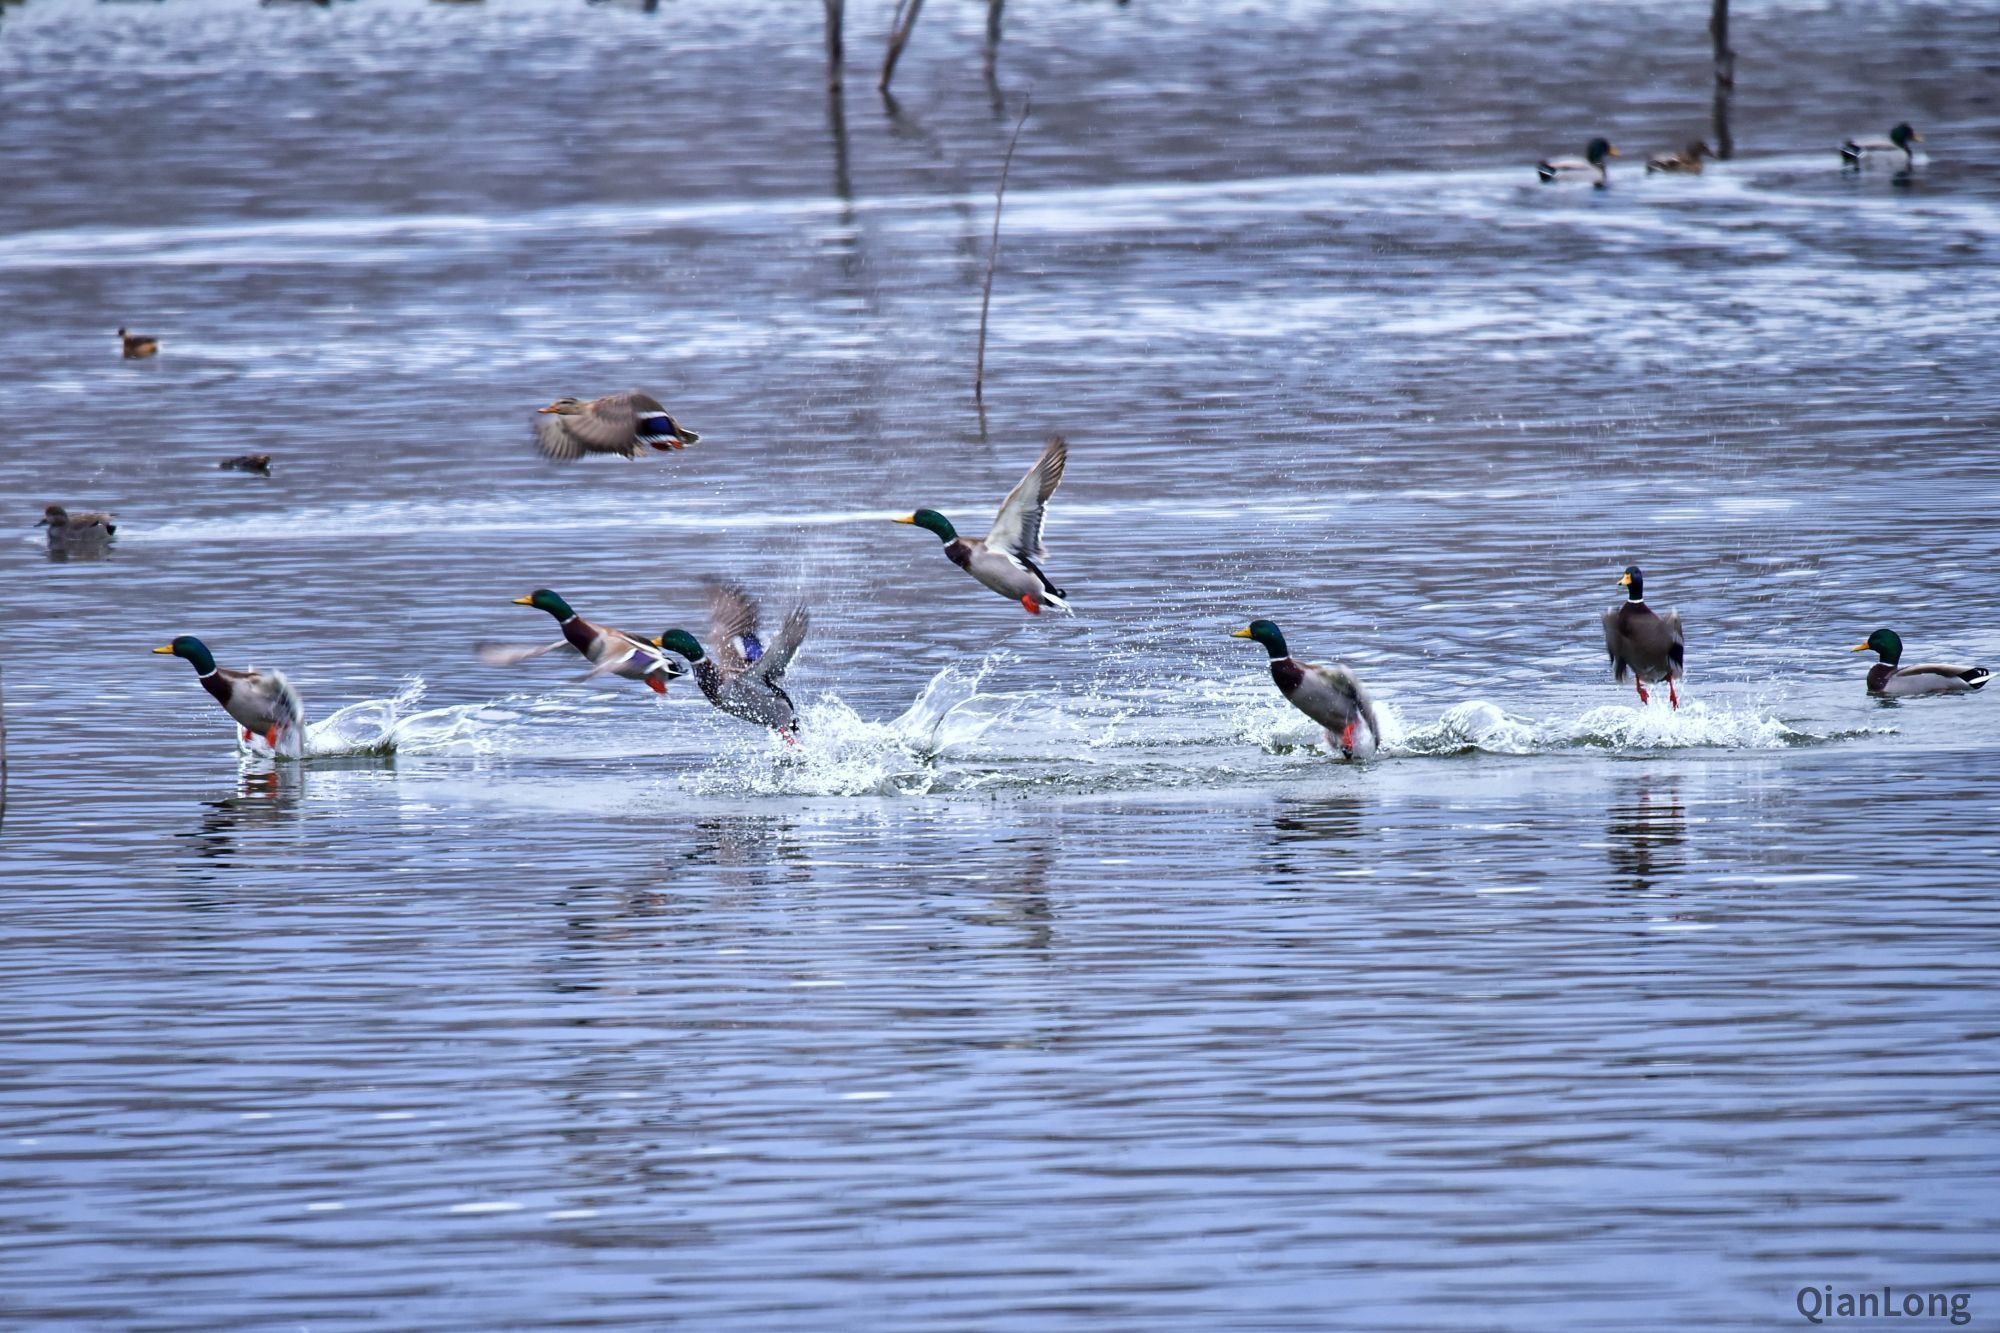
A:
[264, 726, 280, 747]
[1021, 595, 1041, 615]
[1340, 720, 1357, 754]
[1668, 680, 1681, 710]
[1636, 683, 1650, 705]
[646, 675, 667, 694]
[241, 727, 253, 743]
[779, 727, 799, 747]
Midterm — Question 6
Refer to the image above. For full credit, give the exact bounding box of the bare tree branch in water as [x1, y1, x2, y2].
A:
[824, 0, 844, 90]
[879, 0, 924, 93]
[1710, 0, 1735, 158]
[975, 94, 1031, 405]
[984, 0, 1005, 80]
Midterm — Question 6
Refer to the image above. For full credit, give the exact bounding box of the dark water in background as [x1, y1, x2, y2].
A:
[3, 0, 2000, 1326]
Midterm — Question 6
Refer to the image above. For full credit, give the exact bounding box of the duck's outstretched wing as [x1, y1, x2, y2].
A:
[477, 639, 570, 666]
[706, 581, 764, 682]
[748, 607, 809, 684]
[533, 396, 639, 460]
[1601, 607, 1629, 680]
[984, 434, 1067, 563]
[1662, 610, 1686, 674]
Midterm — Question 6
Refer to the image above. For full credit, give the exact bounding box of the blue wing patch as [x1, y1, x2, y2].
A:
[736, 634, 764, 663]
[637, 414, 676, 439]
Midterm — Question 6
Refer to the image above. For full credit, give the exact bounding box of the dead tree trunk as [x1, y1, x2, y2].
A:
[880, 0, 924, 94]
[1710, 0, 1735, 159]
[984, 0, 1004, 80]
[824, 0, 844, 90]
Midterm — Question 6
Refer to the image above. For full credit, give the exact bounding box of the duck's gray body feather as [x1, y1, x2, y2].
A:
[1869, 662, 1991, 697]
[533, 390, 698, 461]
[1274, 657, 1381, 758]
[1603, 601, 1685, 684]
[694, 582, 808, 731]
[204, 666, 307, 748]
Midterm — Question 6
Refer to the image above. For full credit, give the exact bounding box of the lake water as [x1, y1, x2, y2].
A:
[3, 0, 1998, 1326]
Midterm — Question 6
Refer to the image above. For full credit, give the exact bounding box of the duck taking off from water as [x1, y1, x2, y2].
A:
[1538, 138, 1619, 187]
[654, 582, 809, 742]
[118, 327, 158, 359]
[895, 434, 1070, 615]
[483, 589, 685, 693]
[532, 391, 700, 461]
[1841, 123, 1920, 170]
[1231, 620, 1382, 760]
[153, 636, 306, 756]
[37, 504, 116, 546]
[1852, 630, 1990, 697]
[1602, 565, 1685, 708]
[1647, 140, 1715, 174]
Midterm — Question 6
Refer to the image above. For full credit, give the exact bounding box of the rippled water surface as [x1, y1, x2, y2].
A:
[4, 0, 1999, 1326]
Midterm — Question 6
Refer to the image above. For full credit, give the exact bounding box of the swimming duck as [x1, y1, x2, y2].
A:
[1851, 629, 1990, 697]
[1647, 140, 1715, 174]
[532, 391, 700, 461]
[153, 635, 307, 755]
[483, 589, 685, 693]
[37, 504, 117, 546]
[1841, 123, 1920, 170]
[1231, 619, 1381, 760]
[653, 582, 809, 741]
[118, 327, 158, 359]
[1602, 565, 1685, 707]
[220, 454, 272, 475]
[896, 434, 1070, 615]
[1537, 138, 1619, 187]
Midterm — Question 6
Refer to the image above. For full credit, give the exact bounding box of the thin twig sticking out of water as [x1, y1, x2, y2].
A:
[880, 0, 924, 93]
[975, 94, 1032, 407]
[823, 0, 844, 90]
[983, 0, 1004, 80]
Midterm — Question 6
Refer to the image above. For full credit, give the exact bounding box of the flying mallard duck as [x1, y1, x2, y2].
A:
[532, 391, 700, 461]
[482, 589, 686, 692]
[1841, 123, 1920, 170]
[1231, 619, 1381, 760]
[153, 636, 307, 755]
[1647, 140, 1715, 174]
[118, 327, 158, 359]
[653, 582, 809, 741]
[1602, 565, 1685, 708]
[37, 504, 116, 546]
[1852, 630, 1990, 696]
[219, 454, 272, 475]
[1538, 138, 1619, 187]
[895, 434, 1070, 615]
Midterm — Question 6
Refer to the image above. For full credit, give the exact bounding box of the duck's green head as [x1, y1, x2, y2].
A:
[513, 588, 575, 620]
[894, 509, 957, 543]
[1587, 138, 1620, 165]
[1231, 619, 1290, 660]
[652, 629, 706, 663]
[153, 635, 217, 674]
[1853, 629, 1902, 664]
[1890, 123, 1920, 148]
[1618, 565, 1645, 601]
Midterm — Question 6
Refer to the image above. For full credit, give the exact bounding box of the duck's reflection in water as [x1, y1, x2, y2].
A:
[1604, 776, 1686, 893]
[1264, 794, 1368, 888]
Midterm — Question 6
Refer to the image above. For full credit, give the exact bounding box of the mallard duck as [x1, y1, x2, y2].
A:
[1647, 140, 1715, 174]
[1537, 138, 1619, 187]
[118, 327, 158, 359]
[1231, 620, 1381, 760]
[532, 391, 699, 461]
[1602, 565, 1685, 707]
[1841, 123, 1920, 170]
[653, 582, 809, 741]
[482, 589, 686, 692]
[895, 434, 1070, 615]
[153, 636, 307, 754]
[37, 504, 116, 545]
[219, 454, 272, 475]
[1852, 629, 1990, 696]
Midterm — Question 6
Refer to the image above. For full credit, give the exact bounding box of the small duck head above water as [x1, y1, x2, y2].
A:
[651, 629, 707, 662]
[1888, 123, 1921, 151]
[1586, 138, 1619, 166]
[1230, 620, 1291, 660]
[513, 588, 577, 621]
[1852, 628, 1903, 664]
[1618, 566, 1647, 601]
[894, 509, 958, 543]
[153, 635, 219, 674]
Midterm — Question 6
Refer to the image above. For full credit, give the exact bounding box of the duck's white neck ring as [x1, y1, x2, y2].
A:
[559, 615, 577, 625]
[198, 669, 217, 679]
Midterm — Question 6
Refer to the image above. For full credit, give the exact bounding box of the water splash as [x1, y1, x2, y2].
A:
[299, 677, 514, 759]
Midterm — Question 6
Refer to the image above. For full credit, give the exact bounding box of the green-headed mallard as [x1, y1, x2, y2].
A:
[1841, 123, 1920, 170]
[654, 582, 808, 741]
[1647, 140, 1714, 174]
[481, 589, 686, 693]
[118, 327, 158, 359]
[533, 391, 700, 461]
[1852, 629, 1990, 696]
[38, 504, 116, 546]
[154, 635, 306, 754]
[895, 434, 1070, 615]
[1538, 138, 1619, 187]
[219, 454, 272, 475]
[1602, 565, 1685, 707]
[1231, 619, 1381, 760]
